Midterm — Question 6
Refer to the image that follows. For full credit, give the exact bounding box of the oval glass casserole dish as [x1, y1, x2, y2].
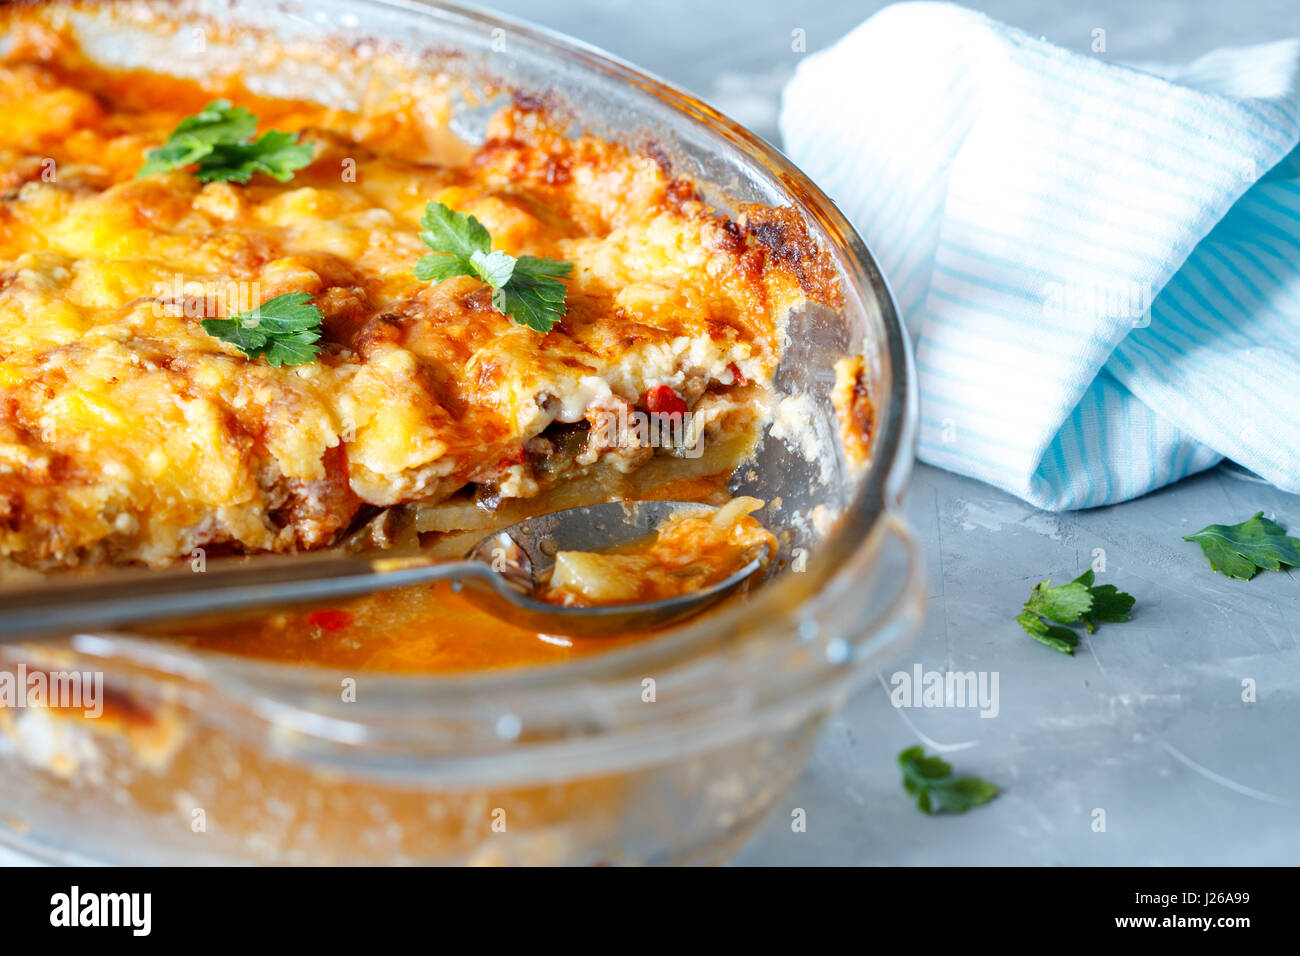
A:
[0, 0, 922, 865]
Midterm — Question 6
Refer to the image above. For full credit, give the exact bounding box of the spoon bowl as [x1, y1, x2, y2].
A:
[459, 500, 769, 636]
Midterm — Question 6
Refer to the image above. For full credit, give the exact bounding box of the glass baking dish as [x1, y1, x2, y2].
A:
[0, 0, 922, 865]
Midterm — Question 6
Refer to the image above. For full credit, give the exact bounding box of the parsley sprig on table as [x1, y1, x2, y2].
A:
[137, 100, 314, 183]
[413, 201, 573, 332]
[1183, 511, 1300, 580]
[898, 746, 998, 815]
[1016, 569, 1136, 655]
[201, 292, 323, 367]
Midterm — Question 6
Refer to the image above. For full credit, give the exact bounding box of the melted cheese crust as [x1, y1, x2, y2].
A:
[0, 24, 822, 568]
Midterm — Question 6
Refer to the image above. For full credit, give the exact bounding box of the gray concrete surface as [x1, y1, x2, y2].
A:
[741, 462, 1300, 864]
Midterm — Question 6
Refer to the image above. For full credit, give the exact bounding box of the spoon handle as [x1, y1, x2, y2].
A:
[0, 553, 475, 640]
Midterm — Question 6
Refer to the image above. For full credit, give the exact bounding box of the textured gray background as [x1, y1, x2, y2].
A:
[477, 0, 1300, 865]
[5, 0, 1299, 866]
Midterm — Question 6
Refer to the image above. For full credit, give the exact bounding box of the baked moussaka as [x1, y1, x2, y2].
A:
[0, 19, 838, 583]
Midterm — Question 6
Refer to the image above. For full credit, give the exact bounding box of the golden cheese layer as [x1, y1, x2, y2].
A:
[0, 24, 829, 569]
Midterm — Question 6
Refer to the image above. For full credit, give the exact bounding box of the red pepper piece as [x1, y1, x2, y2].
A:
[642, 384, 689, 416]
[306, 609, 353, 632]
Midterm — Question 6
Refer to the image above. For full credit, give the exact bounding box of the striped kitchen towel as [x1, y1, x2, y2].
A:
[780, 1, 1300, 509]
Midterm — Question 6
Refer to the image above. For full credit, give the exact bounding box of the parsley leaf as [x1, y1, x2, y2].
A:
[200, 292, 323, 366]
[196, 131, 315, 184]
[1183, 511, 1300, 580]
[1016, 612, 1081, 654]
[1016, 569, 1135, 654]
[414, 201, 491, 272]
[138, 100, 314, 184]
[898, 746, 998, 815]
[1023, 577, 1093, 624]
[138, 101, 259, 179]
[1077, 572, 1137, 633]
[413, 201, 573, 332]
[494, 256, 573, 333]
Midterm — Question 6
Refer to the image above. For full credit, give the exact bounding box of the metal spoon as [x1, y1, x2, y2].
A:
[0, 501, 768, 640]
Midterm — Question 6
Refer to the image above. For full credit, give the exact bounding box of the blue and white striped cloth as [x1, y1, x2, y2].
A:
[780, 2, 1300, 509]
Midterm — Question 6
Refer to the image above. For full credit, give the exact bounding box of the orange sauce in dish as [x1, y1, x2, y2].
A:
[166, 582, 648, 672]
